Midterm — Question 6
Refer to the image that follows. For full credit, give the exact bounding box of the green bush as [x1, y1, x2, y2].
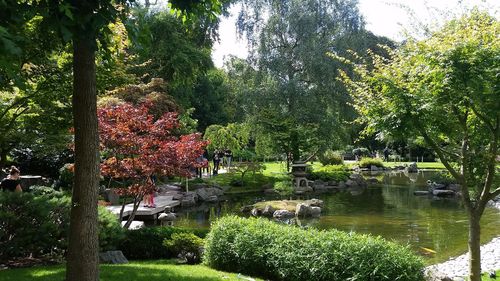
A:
[98, 206, 125, 251]
[29, 185, 60, 196]
[0, 191, 70, 262]
[429, 171, 457, 185]
[273, 180, 293, 196]
[359, 157, 384, 168]
[118, 226, 209, 260]
[56, 163, 74, 191]
[163, 232, 205, 264]
[0, 191, 125, 263]
[318, 150, 344, 166]
[204, 216, 425, 281]
[309, 165, 350, 182]
[352, 147, 370, 157]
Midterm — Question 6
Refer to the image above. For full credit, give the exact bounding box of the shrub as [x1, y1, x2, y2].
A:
[0, 191, 125, 263]
[118, 226, 209, 260]
[352, 147, 370, 157]
[98, 206, 125, 251]
[0, 191, 70, 263]
[309, 165, 350, 182]
[29, 185, 60, 196]
[429, 171, 457, 185]
[359, 157, 384, 168]
[163, 233, 204, 264]
[10, 148, 73, 178]
[273, 180, 293, 196]
[55, 163, 74, 191]
[204, 216, 425, 281]
[318, 150, 344, 166]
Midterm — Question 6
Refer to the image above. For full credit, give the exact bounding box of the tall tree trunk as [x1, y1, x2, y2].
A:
[468, 211, 481, 281]
[66, 35, 100, 281]
[0, 149, 7, 170]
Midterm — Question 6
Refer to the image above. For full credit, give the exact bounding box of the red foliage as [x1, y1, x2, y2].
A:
[98, 102, 208, 197]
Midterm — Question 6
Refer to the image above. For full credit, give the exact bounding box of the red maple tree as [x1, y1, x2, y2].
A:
[98, 102, 208, 228]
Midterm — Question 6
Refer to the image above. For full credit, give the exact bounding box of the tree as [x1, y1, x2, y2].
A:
[98, 102, 207, 228]
[1, 1, 226, 280]
[204, 123, 250, 152]
[231, 0, 392, 163]
[341, 10, 499, 281]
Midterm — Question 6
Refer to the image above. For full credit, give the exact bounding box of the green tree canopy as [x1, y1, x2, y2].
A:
[342, 10, 499, 281]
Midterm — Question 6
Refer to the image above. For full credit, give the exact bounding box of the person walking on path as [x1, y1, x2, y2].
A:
[1, 166, 22, 192]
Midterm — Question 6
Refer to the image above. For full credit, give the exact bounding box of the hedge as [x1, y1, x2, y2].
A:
[359, 157, 384, 168]
[0, 190, 123, 263]
[204, 216, 424, 281]
[118, 226, 209, 260]
[309, 165, 350, 182]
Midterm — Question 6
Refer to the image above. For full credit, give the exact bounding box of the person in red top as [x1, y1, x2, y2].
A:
[0, 166, 22, 192]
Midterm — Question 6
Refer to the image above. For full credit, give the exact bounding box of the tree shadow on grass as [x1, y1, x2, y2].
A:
[0, 260, 246, 281]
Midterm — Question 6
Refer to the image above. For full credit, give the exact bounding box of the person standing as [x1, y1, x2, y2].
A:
[225, 149, 233, 171]
[213, 150, 220, 175]
[383, 147, 390, 162]
[143, 175, 156, 208]
[1, 166, 23, 192]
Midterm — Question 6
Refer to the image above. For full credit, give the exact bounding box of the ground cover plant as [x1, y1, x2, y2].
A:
[318, 150, 344, 166]
[358, 157, 384, 168]
[204, 216, 425, 281]
[0, 260, 263, 281]
[308, 164, 351, 182]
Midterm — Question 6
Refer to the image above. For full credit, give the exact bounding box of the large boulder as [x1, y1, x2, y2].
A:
[309, 206, 321, 217]
[195, 187, 224, 202]
[262, 205, 276, 217]
[295, 203, 310, 217]
[345, 179, 358, 187]
[433, 190, 455, 197]
[405, 162, 418, 173]
[181, 192, 197, 207]
[158, 212, 176, 221]
[251, 208, 262, 217]
[296, 202, 322, 217]
[99, 251, 128, 264]
[305, 198, 324, 207]
[273, 210, 295, 219]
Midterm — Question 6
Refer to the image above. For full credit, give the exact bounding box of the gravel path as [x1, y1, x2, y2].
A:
[425, 198, 500, 280]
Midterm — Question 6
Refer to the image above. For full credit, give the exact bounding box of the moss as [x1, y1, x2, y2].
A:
[253, 200, 304, 212]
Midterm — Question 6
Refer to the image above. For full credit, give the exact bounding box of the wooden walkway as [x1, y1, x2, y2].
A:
[106, 195, 180, 217]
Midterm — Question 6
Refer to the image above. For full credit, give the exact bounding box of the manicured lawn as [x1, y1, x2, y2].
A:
[383, 161, 445, 169]
[480, 269, 500, 280]
[0, 260, 262, 281]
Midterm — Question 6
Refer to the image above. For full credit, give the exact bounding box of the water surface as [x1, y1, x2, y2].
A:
[172, 170, 500, 264]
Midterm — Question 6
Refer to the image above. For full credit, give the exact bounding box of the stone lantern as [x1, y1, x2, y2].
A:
[291, 162, 311, 192]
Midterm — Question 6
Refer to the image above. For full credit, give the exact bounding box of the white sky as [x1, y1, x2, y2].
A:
[212, 0, 499, 67]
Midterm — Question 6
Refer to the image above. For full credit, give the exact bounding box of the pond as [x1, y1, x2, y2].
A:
[171, 170, 500, 264]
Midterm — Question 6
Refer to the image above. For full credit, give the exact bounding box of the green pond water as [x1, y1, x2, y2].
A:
[172, 170, 500, 264]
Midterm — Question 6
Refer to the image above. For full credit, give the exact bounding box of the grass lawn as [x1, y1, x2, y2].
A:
[0, 260, 263, 281]
[480, 269, 500, 281]
[383, 161, 445, 169]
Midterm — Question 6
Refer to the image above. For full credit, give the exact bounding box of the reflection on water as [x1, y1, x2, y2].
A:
[172, 170, 500, 264]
